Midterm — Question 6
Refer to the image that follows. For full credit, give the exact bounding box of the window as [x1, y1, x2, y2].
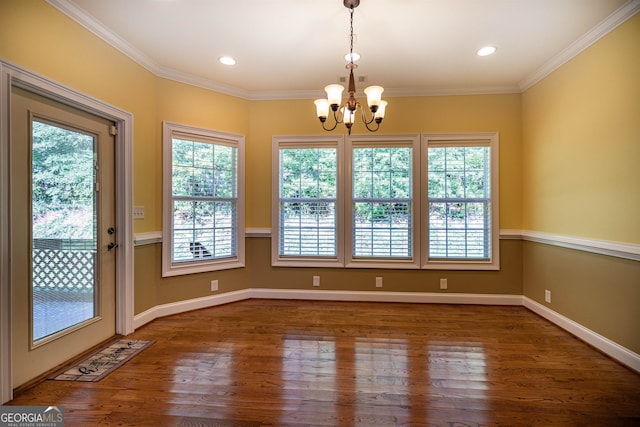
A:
[163, 121, 244, 276]
[422, 133, 499, 269]
[272, 136, 343, 267]
[272, 133, 498, 270]
[346, 135, 420, 268]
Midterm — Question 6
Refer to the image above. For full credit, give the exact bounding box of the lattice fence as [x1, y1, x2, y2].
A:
[33, 248, 95, 293]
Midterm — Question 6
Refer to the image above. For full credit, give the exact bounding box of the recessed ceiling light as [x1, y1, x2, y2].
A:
[219, 56, 236, 66]
[477, 46, 497, 57]
[345, 52, 360, 62]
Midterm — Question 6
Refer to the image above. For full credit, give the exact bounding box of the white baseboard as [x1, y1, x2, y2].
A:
[133, 288, 522, 329]
[249, 288, 523, 305]
[523, 297, 640, 373]
[133, 289, 251, 329]
[134, 289, 521, 329]
[133, 289, 639, 373]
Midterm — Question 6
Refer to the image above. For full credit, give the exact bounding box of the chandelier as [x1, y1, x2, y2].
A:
[314, 0, 387, 135]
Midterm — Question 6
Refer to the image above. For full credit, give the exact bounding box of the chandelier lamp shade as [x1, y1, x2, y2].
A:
[314, 0, 388, 135]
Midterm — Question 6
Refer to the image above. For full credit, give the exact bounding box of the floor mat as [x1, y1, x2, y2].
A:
[50, 339, 154, 382]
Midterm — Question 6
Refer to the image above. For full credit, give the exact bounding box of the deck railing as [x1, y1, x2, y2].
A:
[32, 239, 96, 294]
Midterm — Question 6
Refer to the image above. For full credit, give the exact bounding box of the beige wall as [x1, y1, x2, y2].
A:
[248, 95, 522, 228]
[247, 238, 522, 294]
[522, 13, 640, 244]
[1, 1, 637, 355]
[521, 13, 640, 352]
[134, 88, 523, 313]
[523, 242, 640, 353]
[1, 0, 159, 235]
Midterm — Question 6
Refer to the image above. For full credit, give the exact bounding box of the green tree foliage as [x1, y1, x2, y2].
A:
[171, 138, 237, 260]
[427, 146, 491, 258]
[353, 147, 412, 224]
[32, 121, 95, 239]
[278, 148, 338, 256]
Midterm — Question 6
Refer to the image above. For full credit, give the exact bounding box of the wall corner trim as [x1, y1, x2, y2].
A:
[523, 297, 640, 373]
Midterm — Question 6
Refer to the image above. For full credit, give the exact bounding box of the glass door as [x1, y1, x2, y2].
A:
[11, 87, 116, 387]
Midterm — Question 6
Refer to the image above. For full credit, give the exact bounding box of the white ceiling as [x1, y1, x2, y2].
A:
[50, 0, 637, 99]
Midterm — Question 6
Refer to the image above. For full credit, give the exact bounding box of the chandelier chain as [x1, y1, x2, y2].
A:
[349, 7, 355, 65]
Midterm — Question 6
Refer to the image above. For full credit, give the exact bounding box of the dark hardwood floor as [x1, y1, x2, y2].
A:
[8, 299, 640, 426]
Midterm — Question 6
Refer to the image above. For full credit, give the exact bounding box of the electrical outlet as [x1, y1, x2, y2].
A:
[313, 276, 320, 287]
[211, 280, 218, 292]
[545, 289, 551, 303]
[375, 277, 383, 288]
[133, 206, 145, 220]
[440, 278, 448, 290]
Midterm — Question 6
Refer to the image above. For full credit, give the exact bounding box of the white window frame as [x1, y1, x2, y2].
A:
[421, 133, 499, 270]
[272, 135, 345, 267]
[162, 121, 245, 277]
[346, 134, 421, 269]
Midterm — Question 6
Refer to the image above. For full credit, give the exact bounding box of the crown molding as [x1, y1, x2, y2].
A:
[155, 67, 251, 100]
[519, 0, 640, 91]
[249, 85, 522, 100]
[48, 0, 639, 100]
[383, 85, 521, 98]
[45, 0, 159, 74]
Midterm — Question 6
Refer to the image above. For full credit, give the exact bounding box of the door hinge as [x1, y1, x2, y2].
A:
[109, 125, 118, 136]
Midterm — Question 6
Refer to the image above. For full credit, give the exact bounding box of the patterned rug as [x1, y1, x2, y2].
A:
[50, 339, 154, 382]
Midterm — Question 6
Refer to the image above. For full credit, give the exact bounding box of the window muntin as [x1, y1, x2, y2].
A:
[346, 134, 420, 268]
[171, 139, 237, 262]
[422, 134, 499, 270]
[272, 136, 344, 267]
[163, 122, 244, 276]
[279, 147, 337, 257]
[352, 147, 413, 258]
[428, 145, 491, 259]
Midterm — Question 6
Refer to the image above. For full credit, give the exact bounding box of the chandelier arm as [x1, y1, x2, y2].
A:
[321, 120, 340, 132]
[359, 106, 377, 126]
[363, 120, 381, 133]
[359, 107, 380, 132]
[320, 106, 344, 132]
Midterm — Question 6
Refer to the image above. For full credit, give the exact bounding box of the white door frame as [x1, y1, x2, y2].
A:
[0, 59, 135, 403]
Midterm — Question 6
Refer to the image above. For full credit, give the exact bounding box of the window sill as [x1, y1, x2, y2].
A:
[162, 258, 245, 277]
